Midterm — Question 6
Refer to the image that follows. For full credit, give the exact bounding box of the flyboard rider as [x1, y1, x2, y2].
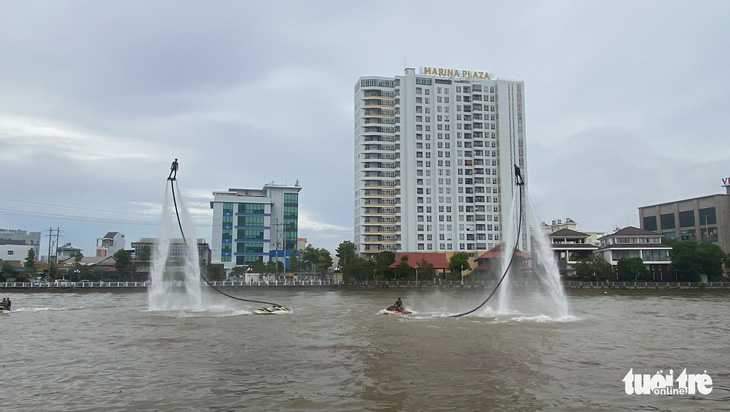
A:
[168, 158, 178, 181]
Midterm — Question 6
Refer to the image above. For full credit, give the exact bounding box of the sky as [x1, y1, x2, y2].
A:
[1, 1, 729, 257]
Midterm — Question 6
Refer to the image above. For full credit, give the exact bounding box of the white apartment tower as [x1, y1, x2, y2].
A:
[354, 67, 527, 258]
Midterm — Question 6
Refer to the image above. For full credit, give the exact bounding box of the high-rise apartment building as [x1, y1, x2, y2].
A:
[210, 183, 301, 272]
[354, 67, 527, 258]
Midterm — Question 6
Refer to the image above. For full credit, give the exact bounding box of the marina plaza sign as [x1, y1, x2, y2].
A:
[419, 66, 493, 80]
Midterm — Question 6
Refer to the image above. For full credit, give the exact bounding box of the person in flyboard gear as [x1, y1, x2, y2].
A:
[514, 164, 524, 186]
[168, 158, 179, 180]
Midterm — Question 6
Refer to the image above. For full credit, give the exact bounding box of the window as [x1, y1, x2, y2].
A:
[660, 213, 675, 229]
[699, 207, 716, 225]
[643, 216, 657, 231]
[679, 210, 695, 228]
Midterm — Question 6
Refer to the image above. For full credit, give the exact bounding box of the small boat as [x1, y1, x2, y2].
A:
[254, 305, 291, 315]
[384, 305, 411, 315]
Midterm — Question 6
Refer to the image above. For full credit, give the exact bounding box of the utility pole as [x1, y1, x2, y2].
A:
[46, 227, 60, 278]
[272, 219, 286, 278]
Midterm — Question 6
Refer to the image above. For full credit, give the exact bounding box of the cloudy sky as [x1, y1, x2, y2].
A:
[1, 1, 729, 256]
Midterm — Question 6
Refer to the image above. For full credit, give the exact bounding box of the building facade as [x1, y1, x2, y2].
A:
[131, 238, 211, 267]
[548, 228, 599, 276]
[597, 227, 672, 280]
[210, 183, 301, 272]
[354, 67, 527, 258]
[639, 191, 730, 254]
[0, 229, 41, 264]
[96, 232, 125, 257]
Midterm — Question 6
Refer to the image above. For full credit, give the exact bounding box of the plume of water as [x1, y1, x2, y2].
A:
[488, 188, 570, 319]
[496, 190, 520, 313]
[147, 180, 204, 311]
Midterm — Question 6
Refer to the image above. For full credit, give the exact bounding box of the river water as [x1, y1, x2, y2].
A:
[1, 288, 728, 411]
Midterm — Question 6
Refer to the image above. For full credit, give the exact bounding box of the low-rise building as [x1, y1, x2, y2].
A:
[639, 186, 730, 254]
[548, 229, 599, 276]
[96, 232, 125, 257]
[597, 226, 672, 280]
[0, 229, 41, 264]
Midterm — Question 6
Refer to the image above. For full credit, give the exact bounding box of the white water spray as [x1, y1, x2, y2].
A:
[147, 181, 204, 311]
[489, 188, 569, 319]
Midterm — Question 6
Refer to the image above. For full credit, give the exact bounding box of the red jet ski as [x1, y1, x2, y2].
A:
[384, 305, 411, 314]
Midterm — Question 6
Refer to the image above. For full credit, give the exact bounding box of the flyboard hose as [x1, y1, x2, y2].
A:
[451, 169, 524, 318]
[169, 176, 284, 309]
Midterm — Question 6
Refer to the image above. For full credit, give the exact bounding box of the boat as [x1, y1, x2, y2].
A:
[383, 305, 411, 315]
[254, 305, 291, 315]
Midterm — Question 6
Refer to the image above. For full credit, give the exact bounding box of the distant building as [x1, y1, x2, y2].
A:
[96, 232, 125, 257]
[131, 238, 211, 267]
[57, 242, 83, 261]
[548, 229, 599, 276]
[210, 183, 301, 273]
[0, 229, 41, 264]
[541, 218, 603, 246]
[541, 219, 602, 276]
[639, 189, 730, 254]
[597, 226, 671, 280]
[354, 68, 527, 258]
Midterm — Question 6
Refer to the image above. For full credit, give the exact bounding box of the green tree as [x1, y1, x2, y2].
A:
[667, 239, 726, 282]
[374, 251, 396, 280]
[249, 260, 267, 274]
[113, 249, 135, 281]
[301, 244, 333, 277]
[616, 257, 648, 281]
[394, 255, 411, 280]
[336, 241, 358, 273]
[415, 258, 435, 281]
[230, 266, 248, 278]
[73, 252, 90, 281]
[574, 254, 613, 281]
[1, 261, 14, 281]
[344, 256, 374, 282]
[449, 252, 471, 281]
[289, 250, 301, 272]
[206, 264, 224, 281]
[23, 248, 37, 278]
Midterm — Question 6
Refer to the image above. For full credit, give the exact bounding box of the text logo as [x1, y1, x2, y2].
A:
[420, 67, 492, 80]
[722, 177, 730, 186]
[623, 368, 713, 395]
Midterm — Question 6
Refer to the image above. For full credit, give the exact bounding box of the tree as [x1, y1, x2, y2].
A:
[230, 266, 248, 278]
[374, 251, 396, 280]
[449, 252, 471, 281]
[616, 257, 649, 281]
[302, 244, 333, 277]
[73, 252, 90, 281]
[415, 258, 435, 281]
[207, 264, 224, 281]
[394, 255, 412, 280]
[289, 250, 301, 272]
[574, 254, 613, 281]
[344, 256, 374, 282]
[336, 241, 357, 273]
[667, 239, 726, 282]
[1, 261, 14, 281]
[23, 248, 37, 278]
[113, 249, 135, 281]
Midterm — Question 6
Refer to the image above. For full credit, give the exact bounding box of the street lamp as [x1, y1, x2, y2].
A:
[415, 265, 419, 284]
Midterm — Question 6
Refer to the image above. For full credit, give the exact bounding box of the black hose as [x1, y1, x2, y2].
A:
[169, 178, 284, 308]
[451, 185, 524, 318]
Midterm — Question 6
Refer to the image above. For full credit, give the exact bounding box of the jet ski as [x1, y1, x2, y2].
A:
[254, 305, 291, 315]
[384, 305, 411, 315]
